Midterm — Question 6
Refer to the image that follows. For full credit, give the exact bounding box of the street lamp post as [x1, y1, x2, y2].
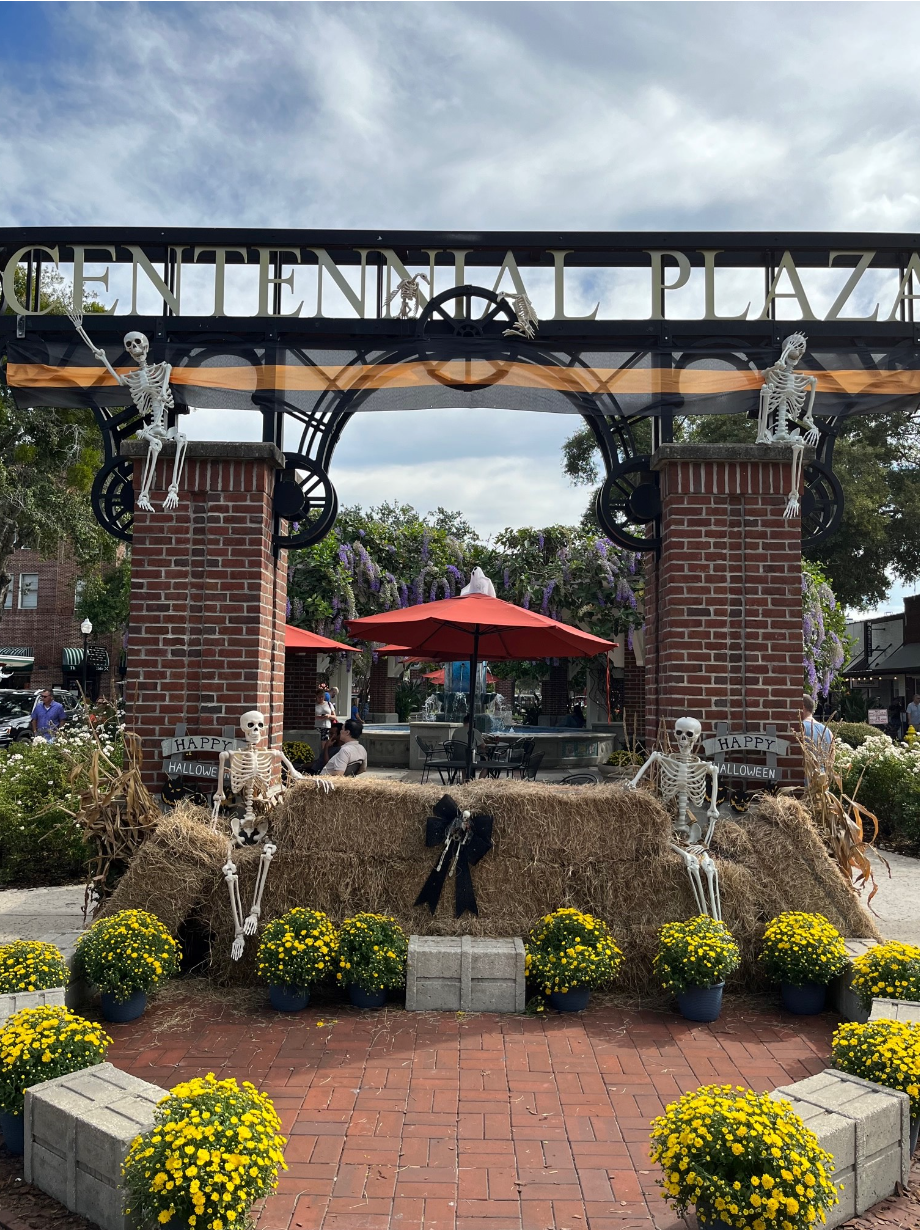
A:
[80, 618, 93, 701]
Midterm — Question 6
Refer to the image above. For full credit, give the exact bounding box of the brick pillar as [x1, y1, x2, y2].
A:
[541, 662, 570, 720]
[623, 650, 646, 748]
[123, 441, 287, 791]
[493, 678, 514, 704]
[284, 651, 318, 732]
[369, 655, 398, 721]
[644, 444, 803, 778]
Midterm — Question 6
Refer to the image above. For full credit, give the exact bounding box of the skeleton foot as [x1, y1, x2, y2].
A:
[163, 485, 180, 511]
[243, 910, 260, 936]
[136, 493, 154, 512]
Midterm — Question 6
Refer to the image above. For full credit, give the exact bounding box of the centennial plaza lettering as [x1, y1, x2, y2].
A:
[3, 235, 918, 324]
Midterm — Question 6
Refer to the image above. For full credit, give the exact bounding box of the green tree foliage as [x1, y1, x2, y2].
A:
[562, 409, 920, 609]
[0, 268, 113, 612]
[76, 557, 131, 635]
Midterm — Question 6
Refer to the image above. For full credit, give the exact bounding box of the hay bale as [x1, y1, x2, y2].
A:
[104, 802, 228, 934]
[109, 779, 880, 993]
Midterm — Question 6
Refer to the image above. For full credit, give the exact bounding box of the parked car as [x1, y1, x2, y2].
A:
[0, 689, 77, 748]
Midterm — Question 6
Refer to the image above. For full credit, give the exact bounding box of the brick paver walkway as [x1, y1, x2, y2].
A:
[105, 990, 835, 1230]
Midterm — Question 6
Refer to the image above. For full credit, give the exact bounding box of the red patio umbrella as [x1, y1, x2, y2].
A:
[285, 625, 358, 653]
[347, 588, 617, 781]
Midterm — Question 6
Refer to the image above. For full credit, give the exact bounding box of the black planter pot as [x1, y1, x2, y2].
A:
[269, 984, 310, 1012]
[0, 1111, 24, 1156]
[549, 987, 590, 1013]
[675, 983, 724, 1023]
[100, 990, 147, 1023]
[780, 982, 826, 1015]
[348, 985, 387, 1009]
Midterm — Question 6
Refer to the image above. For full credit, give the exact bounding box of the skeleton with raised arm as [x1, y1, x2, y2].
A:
[626, 717, 722, 919]
[501, 292, 539, 341]
[756, 332, 819, 519]
[387, 273, 430, 320]
[211, 709, 308, 960]
[67, 311, 188, 513]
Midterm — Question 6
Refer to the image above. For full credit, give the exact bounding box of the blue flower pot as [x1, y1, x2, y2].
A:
[911, 1115, 919, 1156]
[269, 984, 310, 1012]
[697, 1216, 733, 1230]
[100, 989, 147, 1023]
[0, 1111, 24, 1156]
[348, 984, 387, 1008]
[549, 987, 590, 1013]
[781, 982, 826, 1015]
[675, 982, 724, 1022]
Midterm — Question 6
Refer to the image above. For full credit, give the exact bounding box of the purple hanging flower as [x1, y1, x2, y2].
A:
[421, 530, 431, 566]
[338, 545, 350, 565]
[429, 581, 439, 602]
[627, 627, 634, 651]
[803, 613, 813, 638]
[597, 592, 606, 608]
[399, 582, 409, 609]
[331, 596, 339, 613]
[503, 568, 510, 590]
[523, 593, 531, 610]
[541, 581, 556, 615]
[538, 533, 545, 550]
[595, 539, 608, 559]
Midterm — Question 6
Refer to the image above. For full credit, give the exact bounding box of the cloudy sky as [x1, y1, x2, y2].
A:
[3, 0, 920, 607]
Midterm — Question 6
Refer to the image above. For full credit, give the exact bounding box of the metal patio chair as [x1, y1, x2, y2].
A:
[560, 771, 598, 786]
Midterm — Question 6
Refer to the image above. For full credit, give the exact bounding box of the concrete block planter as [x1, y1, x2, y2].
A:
[831, 939, 879, 1023]
[869, 997, 920, 1023]
[406, 936, 525, 1012]
[24, 1061, 166, 1230]
[0, 987, 65, 1028]
[772, 1068, 909, 1228]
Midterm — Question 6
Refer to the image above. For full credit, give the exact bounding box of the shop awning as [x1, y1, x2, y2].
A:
[0, 646, 33, 669]
[63, 647, 110, 671]
[847, 643, 920, 675]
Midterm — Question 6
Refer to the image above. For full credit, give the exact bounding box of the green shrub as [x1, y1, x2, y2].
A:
[835, 734, 920, 846]
[829, 721, 883, 748]
[0, 741, 87, 886]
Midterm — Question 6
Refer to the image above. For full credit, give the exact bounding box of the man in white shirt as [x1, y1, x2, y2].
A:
[801, 696, 833, 751]
[907, 694, 920, 732]
[321, 719, 368, 776]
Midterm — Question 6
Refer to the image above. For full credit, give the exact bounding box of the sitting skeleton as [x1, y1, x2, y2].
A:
[756, 332, 819, 519]
[626, 717, 722, 919]
[212, 710, 305, 960]
[387, 273, 430, 319]
[67, 312, 188, 514]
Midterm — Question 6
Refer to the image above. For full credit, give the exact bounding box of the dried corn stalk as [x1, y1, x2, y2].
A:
[780, 727, 884, 902]
[56, 729, 160, 916]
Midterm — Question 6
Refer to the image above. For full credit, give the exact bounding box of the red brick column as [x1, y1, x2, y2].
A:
[541, 662, 570, 720]
[644, 444, 803, 778]
[284, 651, 318, 731]
[623, 651, 646, 747]
[369, 654, 397, 720]
[122, 441, 287, 791]
[493, 678, 515, 705]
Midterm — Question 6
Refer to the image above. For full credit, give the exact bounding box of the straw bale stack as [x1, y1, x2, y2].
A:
[105, 778, 878, 993]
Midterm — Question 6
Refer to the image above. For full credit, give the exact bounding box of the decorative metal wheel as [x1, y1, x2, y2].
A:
[416, 285, 518, 339]
[595, 458, 661, 552]
[91, 457, 135, 543]
[272, 454, 339, 550]
[801, 458, 844, 547]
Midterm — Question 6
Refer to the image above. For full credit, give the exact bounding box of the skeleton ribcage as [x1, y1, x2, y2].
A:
[229, 750, 276, 794]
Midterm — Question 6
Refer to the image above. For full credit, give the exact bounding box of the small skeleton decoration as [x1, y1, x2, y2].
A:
[626, 717, 722, 919]
[67, 311, 188, 514]
[501, 292, 539, 341]
[414, 795, 494, 918]
[387, 273, 431, 319]
[756, 332, 819, 518]
[212, 709, 309, 960]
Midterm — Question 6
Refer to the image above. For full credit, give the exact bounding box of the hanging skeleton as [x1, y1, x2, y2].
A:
[212, 709, 315, 960]
[387, 273, 431, 319]
[414, 795, 493, 918]
[501, 292, 539, 341]
[626, 717, 722, 919]
[67, 312, 188, 513]
[756, 332, 819, 518]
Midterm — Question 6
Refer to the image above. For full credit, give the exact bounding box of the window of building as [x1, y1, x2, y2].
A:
[74, 580, 86, 612]
[18, 574, 38, 609]
[3, 583, 11, 610]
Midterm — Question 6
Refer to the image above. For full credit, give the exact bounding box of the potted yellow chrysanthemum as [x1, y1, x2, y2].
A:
[759, 912, 849, 1015]
[257, 908, 338, 1012]
[75, 910, 180, 1023]
[525, 908, 623, 1012]
[654, 916, 740, 1022]
[337, 914, 408, 1008]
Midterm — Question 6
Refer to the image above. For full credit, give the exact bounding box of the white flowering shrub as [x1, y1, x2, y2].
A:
[835, 732, 920, 846]
[0, 705, 124, 886]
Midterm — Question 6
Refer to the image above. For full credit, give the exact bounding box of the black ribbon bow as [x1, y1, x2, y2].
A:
[414, 794, 494, 918]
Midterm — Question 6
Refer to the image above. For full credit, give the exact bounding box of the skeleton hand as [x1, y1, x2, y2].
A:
[803, 425, 820, 447]
[243, 908, 261, 936]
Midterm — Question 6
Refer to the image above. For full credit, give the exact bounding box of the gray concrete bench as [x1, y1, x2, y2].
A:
[406, 936, 525, 1012]
[24, 1061, 166, 1230]
[0, 987, 65, 1027]
[772, 1068, 909, 1228]
[869, 997, 920, 1022]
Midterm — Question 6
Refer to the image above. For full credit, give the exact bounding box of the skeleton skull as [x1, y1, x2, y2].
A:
[240, 710, 266, 745]
[781, 333, 807, 364]
[123, 331, 149, 363]
[674, 716, 702, 756]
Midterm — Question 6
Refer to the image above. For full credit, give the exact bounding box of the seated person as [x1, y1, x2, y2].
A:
[454, 713, 486, 750]
[306, 721, 342, 773]
[321, 718, 368, 776]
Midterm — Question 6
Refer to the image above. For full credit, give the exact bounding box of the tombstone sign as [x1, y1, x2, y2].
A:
[703, 724, 788, 784]
[868, 709, 888, 727]
[161, 726, 242, 786]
